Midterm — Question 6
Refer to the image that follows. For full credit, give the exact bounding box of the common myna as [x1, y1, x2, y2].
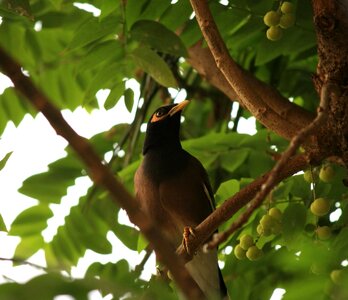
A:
[134, 100, 228, 299]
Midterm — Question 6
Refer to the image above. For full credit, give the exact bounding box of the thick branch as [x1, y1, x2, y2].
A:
[312, 0, 348, 165]
[177, 153, 310, 261]
[188, 1, 314, 140]
[0, 48, 204, 300]
[187, 43, 314, 131]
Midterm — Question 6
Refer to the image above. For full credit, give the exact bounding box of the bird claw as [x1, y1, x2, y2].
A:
[182, 226, 196, 256]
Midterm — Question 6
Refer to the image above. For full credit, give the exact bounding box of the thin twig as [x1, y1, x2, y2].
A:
[134, 246, 153, 276]
[0, 257, 47, 271]
[0, 47, 205, 300]
[206, 83, 332, 249]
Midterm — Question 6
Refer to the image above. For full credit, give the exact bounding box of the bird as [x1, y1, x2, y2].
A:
[134, 100, 228, 299]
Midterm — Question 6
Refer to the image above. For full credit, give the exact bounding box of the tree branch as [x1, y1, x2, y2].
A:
[187, 1, 314, 140]
[0, 47, 205, 300]
[206, 82, 333, 249]
[177, 153, 311, 261]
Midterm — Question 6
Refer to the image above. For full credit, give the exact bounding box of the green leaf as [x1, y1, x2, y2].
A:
[332, 227, 348, 261]
[123, 88, 134, 113]
[0, 151, 13, 171]
[160, 0, 193, 31]
[215, 179, 240, 204]
[288, 175, 311, 200]
[220, 149, 249, 173]
[51, 226, 81, 265]
[19, 155, 83, 203]
[99, 0, 120, 20]
[0, 88, 27, 126]
[131, 46, 177, 88]
[79, 40, 124, 72]
[9, 205, 53, 237]
[131, 20, 187, 57]
[282, 203, 307, 249]
[125, 0, 148, 29]
[104, 81, 125, 109]
[247, 150, 273, 178]
[255, 27, 316, 66]
[14, 235, 44, 261]
[84, 62, 125, 102]
[113, 223, 139, 251]
[137, 233, 148, 253]
[69, 16, 119, 50]
[0, 214, 7, 232]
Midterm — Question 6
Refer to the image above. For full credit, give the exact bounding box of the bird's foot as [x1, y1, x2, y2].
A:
[182, 226, 196, 256]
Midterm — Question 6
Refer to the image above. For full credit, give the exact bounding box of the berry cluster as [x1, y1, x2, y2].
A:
[257, 207, 282, 236]
[234, 234, 263, 261]
[303, 164, 335, 184]
[263, 1, 296, 41]
[304, 164, 335, 240]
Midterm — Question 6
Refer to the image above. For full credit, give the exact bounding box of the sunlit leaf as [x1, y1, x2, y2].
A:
[9, 205, 53, 237]
[0, 151, 12, 171]
[282, 203, 307, 249]
[68, 16, 120, 50]
[123, 88, 134, 113]
[215, 179, 240, 204]
[220, 149, 249, 173]
[131, 20, 187, 57]
[0, 214, 7, 232]
[104, 81, 125, 110]
[14, 235, 44, 262]
[131, 46, 177, 88]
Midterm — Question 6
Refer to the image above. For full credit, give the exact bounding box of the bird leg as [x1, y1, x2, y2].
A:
[182, 226, 196, 256]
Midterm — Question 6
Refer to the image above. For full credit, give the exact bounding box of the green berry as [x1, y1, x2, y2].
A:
[310, 198, 330, 216]
[266, 26, 283, 41]
[234, 244, 246, 260]
[303, 169, 318, 183]
[330, 269, 343, 285]
[263, 11, 281, 27]
[281, 2, 295, 14]
[246, 246, 263, 261]
[260, 214, 275, 229]
[269, 207, 282, 221]
[239, 234, 254, 250]
[279, 14, 295, 29]
[256, 224, 264, 235]
[316, 226, 332, 240]
[319, 165, 335, 183]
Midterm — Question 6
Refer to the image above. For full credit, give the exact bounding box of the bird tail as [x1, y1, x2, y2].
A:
[185, 249, 229, 300]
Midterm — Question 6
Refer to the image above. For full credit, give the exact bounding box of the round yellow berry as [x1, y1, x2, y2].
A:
[316, 226, 332, 240]
[234, 244, 246, 260]
[281, 2, 295, 14]
[279, 14, 295, 29]
[269, 207, 282, 221]
[330, 269, 343, 285]
[263, 11, 281, 27]
[310, 198, 330, 216]
[319, 165, 335, 183]
[266, 26, 283, 41]
[246, 246, 263, 261]
[239, 234, 254, 250]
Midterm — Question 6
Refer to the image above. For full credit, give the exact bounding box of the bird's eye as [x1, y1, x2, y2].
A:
[155, 109, 166, 118]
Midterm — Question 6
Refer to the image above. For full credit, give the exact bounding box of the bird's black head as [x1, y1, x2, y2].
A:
[142, 100, 189, 155]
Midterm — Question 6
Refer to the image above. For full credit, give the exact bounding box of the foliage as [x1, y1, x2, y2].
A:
[0, 0, 347, 299]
